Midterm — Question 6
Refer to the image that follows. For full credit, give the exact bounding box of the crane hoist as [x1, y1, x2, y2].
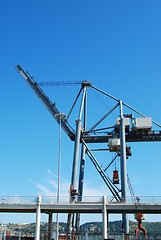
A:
[127, 177, 146, 238]
[135, 197, 147, 239]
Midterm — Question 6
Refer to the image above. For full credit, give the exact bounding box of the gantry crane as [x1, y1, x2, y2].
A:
[16, 65, 161, 238]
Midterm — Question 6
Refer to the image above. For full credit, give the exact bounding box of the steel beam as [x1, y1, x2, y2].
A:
[82, 132, 161, 143]
[16, 65, 75, 140]
[119, 100, 129, 234]
[71, 86, 87, 192]
[75, 90, 87, 231]
[1, 200, 161, 214]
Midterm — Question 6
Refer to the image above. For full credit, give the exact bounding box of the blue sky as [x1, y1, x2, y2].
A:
[1, 0, 161, 224]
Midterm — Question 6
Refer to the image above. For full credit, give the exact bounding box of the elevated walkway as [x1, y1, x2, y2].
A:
[0, 195, 161, 214]
[0, 196, 161, 240]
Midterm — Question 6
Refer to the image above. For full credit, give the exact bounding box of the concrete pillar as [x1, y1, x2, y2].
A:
[85, 231, 88, 240]
[4, 231, 6, 240]
[35, 196, 41, 240]
[48, 212, 52, 240]
[102, 196, 108, 240]
[19, 231, 21, 240]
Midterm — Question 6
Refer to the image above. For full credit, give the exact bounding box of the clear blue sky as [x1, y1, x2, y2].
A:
[1, 0, 161, 224]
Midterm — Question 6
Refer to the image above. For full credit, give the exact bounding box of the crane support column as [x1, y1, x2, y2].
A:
[71, 86, 87, 194]
[75, 90, 87, 232]
[71, 120, 82, 193]
[35, 196, 41, 240]
[69, 86, 87, 237]
[119, 100, 129, 234]
[75, 143, 86, 231]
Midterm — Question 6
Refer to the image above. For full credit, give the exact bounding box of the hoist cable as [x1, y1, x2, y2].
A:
[38, 81, 82, 86]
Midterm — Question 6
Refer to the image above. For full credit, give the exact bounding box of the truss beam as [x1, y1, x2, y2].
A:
[82, 131, 161, 143]
[82, 139, 121, 202]
[16, 65, 75, 140]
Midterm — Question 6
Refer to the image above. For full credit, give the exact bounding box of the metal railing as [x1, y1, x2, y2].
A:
[1, 231, 161, 240]
[0, 196, 161, 205]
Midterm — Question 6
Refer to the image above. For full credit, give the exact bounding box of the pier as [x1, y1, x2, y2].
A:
[0, 196, 161, 239]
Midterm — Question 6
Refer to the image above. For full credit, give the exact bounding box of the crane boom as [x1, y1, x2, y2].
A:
[15, 65, 75, 141]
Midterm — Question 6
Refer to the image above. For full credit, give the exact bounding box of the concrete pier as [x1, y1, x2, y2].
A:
[48, 212, 52, 240]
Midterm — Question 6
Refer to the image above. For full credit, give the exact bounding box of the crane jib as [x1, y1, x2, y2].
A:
[16, 65, 29, 81]
[15, 65, 75, 141]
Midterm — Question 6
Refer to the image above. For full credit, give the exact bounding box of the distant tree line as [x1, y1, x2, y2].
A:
[2, 221, 161, 235]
